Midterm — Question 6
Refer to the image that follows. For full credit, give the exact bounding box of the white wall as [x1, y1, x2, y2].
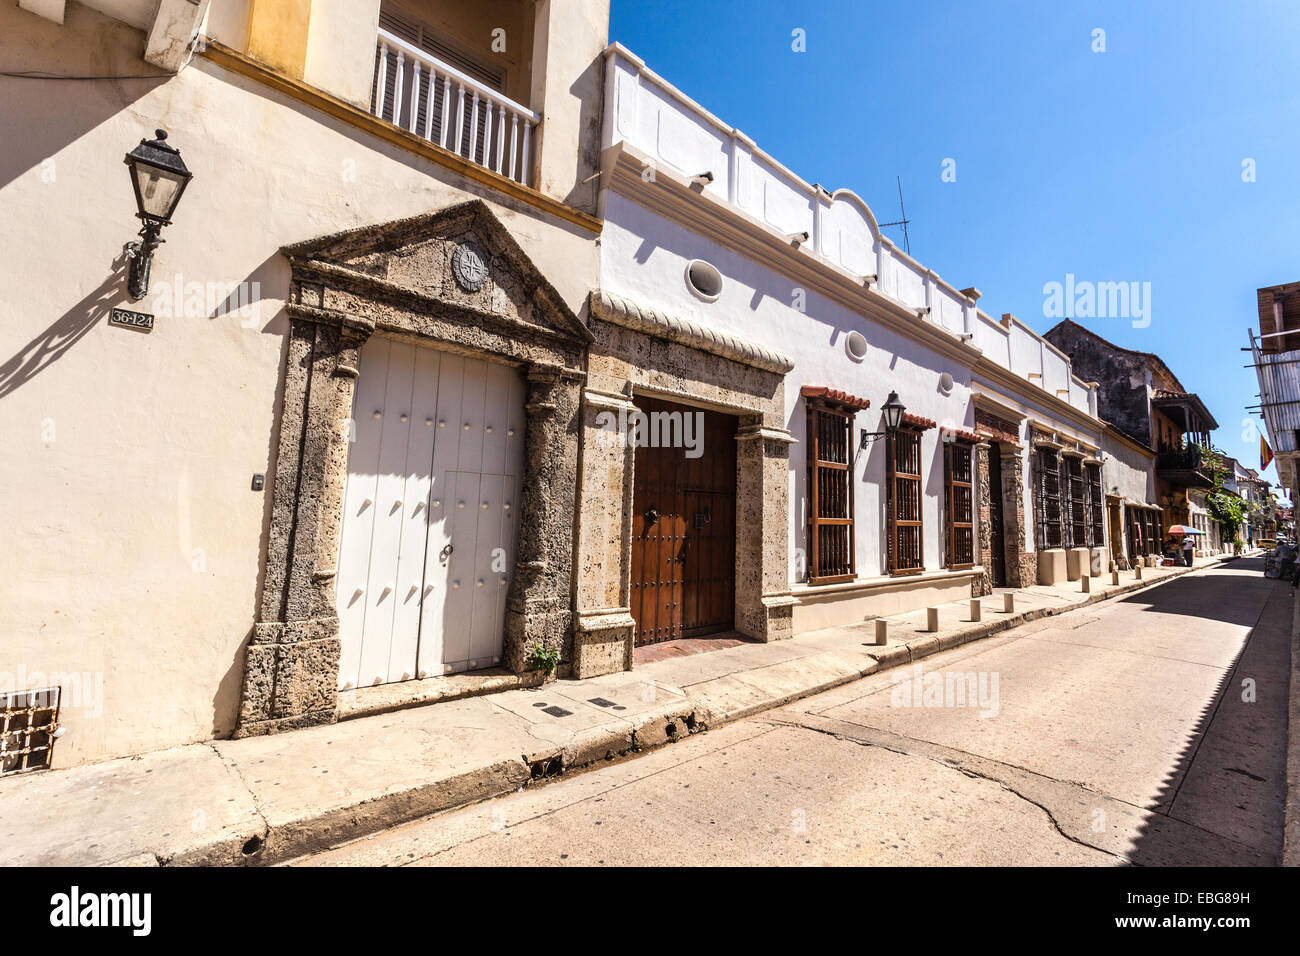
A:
[604, 45, 1098, 420]
[601, 194, 975, 582]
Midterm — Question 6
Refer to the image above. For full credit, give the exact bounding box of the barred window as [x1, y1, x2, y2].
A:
[1146, 510, 1163, 555]
[888, 429, 924, 574]
[807, 402, 855, 583]
[1035, 447, 1063, 549]
[1086, 463, 1104, 548]
[945, 440, 974, 569]
[1063, 455, 1087, 548]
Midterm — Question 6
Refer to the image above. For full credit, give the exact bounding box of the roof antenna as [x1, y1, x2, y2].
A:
[878, 176, 911, 255]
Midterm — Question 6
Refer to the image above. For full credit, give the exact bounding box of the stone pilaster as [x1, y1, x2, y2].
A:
[236, 305, 373, 737]
[1004, 448, 1036, 587]
[571, 388, 638, 677]
[735, 423, 796, 641]
[502, 364, 582, 674]
[973, 442, 994, 596]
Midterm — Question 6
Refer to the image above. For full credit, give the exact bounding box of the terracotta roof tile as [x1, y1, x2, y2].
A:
[901, 411, 937, 430]
[801, 385, 871, 411]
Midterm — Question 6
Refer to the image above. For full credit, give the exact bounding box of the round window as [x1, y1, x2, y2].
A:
[685, 259, 723, 301]
[845, 330, 868, 361]
[939, 371, 955, 394]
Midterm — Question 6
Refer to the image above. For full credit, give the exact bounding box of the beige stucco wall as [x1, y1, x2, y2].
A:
[304, 0, 382, 108]
[0, 1, 601, 767]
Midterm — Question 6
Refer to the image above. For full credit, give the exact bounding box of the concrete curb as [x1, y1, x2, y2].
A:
[1284, 587, 1300, 867]
[93, 555, 1235, 867]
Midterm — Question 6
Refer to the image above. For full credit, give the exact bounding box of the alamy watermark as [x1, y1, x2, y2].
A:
[1042, 273, 1151, 329]
[890, 662, 1000, 718]
[594, 406, 705, 459]
[1, 667, 103, 718]
[151, 274, 262, 326]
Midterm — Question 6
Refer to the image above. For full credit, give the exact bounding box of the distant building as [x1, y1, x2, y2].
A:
[1045, 319, 1220, 558]
[1250, 282, 1300, 502]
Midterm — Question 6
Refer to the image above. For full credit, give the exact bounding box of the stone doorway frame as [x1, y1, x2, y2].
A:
[568, 290, 797, 678]
[235, 201, 591, 738]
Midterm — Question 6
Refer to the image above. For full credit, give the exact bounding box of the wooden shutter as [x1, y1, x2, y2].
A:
[889, 429, 924, 574]
[807, 402, 855, 583]
[945, 440, 974, 569]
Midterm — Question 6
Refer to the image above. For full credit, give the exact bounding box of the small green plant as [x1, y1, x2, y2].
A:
[528, 644, 560, 676]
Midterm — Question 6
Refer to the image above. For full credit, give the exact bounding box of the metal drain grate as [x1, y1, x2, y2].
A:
[1, 687, 61, 776]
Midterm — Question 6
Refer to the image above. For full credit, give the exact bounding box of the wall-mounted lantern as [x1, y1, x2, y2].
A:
[123, 129, 192, 300]
[860, 391, 906, 448]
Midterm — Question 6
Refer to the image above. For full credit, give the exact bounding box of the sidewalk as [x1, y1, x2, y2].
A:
[0, 554, 1238, 867]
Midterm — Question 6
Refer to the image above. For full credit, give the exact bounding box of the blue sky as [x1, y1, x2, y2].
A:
[610, 0, 1300, 493]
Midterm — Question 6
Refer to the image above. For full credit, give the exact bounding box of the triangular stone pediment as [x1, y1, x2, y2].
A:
[281, 200, 590, 344]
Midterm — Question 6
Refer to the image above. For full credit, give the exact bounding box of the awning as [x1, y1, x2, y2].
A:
[901, 411, 937, 430]
[941, 426, 981, 444]
[800, 385, 872, 411]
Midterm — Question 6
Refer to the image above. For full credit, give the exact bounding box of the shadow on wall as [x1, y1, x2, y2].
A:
[565, 54, 604, 215]
[0, 1, 172, 193]
[209, 251, 294, 741]
[0, 251, 130, 399]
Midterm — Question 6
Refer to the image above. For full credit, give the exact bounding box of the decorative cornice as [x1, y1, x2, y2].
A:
[589, 288, 794, 373]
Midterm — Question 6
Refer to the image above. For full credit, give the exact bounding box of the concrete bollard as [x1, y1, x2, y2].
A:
[1135, 565, 1143, 580]
[873, 618, 888, 646]
[926, 607, 940, 632]
[1003, 592, 1015, 613]
[1111, 570, 1120, 586]
[969, 599, 982, 622]
[1081, 574, 1091, 593]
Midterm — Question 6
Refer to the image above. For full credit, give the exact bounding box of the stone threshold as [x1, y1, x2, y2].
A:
[337, 667, 547, 721]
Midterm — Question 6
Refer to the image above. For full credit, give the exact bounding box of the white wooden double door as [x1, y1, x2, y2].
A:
[337, 338, 525, 689]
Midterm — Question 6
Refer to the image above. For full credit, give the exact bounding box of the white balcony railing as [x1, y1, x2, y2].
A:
[371, 28, 539, 187]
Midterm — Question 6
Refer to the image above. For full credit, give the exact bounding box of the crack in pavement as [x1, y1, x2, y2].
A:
[767, 716, 1126, 862]
[766, 713, 1272, 865]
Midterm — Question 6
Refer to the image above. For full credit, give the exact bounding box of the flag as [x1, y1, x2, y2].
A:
[1261, 434, 1274, 471]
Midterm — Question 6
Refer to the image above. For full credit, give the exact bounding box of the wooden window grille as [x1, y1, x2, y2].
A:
[944, 440, 974, 569]
[1146, 510, 1163, 555]
[806, 402, 855, 583]
[1127, 508, 1143, 560]
[1035, 447, 1063, 549]
[1062, 455, 1087, 548]
[1086, 463, 1104, 548]
[888, 428, 924, 574]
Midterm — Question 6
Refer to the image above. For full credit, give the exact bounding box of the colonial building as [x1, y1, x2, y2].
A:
[1099, 423, 1160, 569]
[573, 44, 1108, 673]
[1045, 319, 1219, 561]
[1, 0, 609, 767]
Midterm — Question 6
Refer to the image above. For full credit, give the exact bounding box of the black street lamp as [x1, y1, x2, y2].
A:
[123, 129, 192, 301]
[860, 391, 907, 449]
[880, 390, 906, 432]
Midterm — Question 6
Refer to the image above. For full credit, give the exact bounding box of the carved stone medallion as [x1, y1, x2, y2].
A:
[451, 241, 489, 292]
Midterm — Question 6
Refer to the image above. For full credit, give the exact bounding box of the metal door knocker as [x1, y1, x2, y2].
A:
[439, 544, 454, 563]
[644, 505, 660, 525]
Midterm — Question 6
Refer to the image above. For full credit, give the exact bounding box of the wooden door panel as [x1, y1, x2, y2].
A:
[630, 398, 735, 645]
